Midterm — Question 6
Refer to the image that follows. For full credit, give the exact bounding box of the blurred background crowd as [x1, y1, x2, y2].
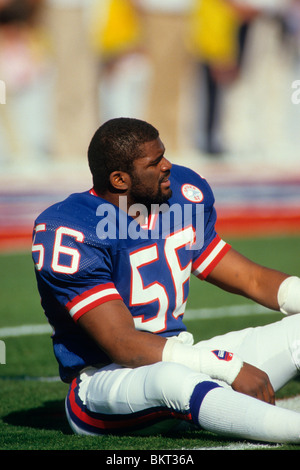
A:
[0, 0, 300, 173]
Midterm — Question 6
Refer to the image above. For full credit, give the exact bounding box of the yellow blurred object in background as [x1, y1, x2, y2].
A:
[188, 0, 240, 66]
[89, 0, 141, 59]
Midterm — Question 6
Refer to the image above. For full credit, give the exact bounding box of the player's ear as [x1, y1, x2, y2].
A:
[109, 171, 130, 192]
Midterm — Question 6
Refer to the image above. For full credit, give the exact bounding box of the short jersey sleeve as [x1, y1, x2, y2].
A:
[188, 177, 231, 279]
[191, 233, 231, 279]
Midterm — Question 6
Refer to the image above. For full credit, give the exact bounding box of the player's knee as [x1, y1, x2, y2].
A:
[144, 362, 206, 411]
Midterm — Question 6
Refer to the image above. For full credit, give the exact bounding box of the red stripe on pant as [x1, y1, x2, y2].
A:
[66, 376, 193, 435]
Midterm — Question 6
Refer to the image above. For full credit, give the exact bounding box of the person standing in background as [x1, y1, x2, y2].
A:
[0, 0, 52, 165]
[187, 0, 258, 156]
[136, 0, 193, 155]
[88, 0, 151, 122]
[43, 0, 99, 161]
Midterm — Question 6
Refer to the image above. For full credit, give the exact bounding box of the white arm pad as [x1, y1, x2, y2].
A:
[277, 276, 300, 315]
[162, 338, 243, 385]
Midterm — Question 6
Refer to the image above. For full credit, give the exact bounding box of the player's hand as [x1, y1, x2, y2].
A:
[231, 362, 275, 405]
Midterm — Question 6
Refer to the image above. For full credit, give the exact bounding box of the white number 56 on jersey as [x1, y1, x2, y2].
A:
[32, 225, 84, 274]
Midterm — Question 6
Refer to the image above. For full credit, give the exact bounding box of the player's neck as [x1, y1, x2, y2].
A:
[92, 188, 145, 222]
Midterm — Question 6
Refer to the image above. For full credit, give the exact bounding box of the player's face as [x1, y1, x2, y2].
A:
[128, 138, 172, 209]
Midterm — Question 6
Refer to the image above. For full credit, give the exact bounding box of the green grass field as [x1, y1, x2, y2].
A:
[1, 235, 300, 453]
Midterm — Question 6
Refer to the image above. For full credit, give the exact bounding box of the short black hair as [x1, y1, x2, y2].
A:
[88, 117, 159, 193]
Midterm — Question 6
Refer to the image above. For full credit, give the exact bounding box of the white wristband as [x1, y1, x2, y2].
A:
[162, 338, 243, 385]
[277, 276, 300, 315]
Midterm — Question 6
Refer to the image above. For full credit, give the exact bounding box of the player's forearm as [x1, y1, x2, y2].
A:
[78, 300, 167, 368]
[104, 329, 167, 368]
[78, 313, 167, 368]
[206, 248, 290, 312]
[245, 264, 300, 315]
[244, 265, 289, 311]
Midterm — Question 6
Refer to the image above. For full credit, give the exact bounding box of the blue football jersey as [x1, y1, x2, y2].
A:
[32, 164, 231, 382]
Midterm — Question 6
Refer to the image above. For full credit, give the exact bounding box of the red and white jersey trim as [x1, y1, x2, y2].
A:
[66, 282, 122, 321]
[89, 188, 98, 196]
[192, 235, 231, 280]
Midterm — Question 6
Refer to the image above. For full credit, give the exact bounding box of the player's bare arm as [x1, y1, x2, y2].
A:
[205, 247, 289, 311]
[77, 299, 167, 368]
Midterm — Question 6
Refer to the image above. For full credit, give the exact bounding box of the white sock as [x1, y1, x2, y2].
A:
[198, 387, 300, 444]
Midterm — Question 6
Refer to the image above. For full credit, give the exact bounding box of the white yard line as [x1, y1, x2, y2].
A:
[184, 304, 271, 320]
[0, 323, 52, 338]
[0, 303, 274, 338]
[191, 442, 282, 450]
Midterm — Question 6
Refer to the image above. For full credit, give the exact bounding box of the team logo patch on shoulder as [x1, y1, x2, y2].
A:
[212, 350, 234, 361]
[181, 184, 204, 203]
